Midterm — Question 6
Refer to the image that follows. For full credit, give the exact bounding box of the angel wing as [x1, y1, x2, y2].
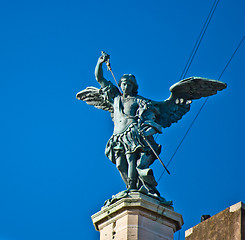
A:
[76, 86, 114, 113]
[153, 77, 227, 128]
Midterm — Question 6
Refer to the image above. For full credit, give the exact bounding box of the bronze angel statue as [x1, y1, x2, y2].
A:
[76, 52, 226, 203]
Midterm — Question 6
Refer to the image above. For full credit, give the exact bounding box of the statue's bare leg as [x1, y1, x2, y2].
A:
[126, 153, 138, 190]
[116, 155, 128, 187]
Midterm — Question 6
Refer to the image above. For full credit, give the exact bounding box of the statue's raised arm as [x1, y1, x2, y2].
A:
[94, 51, 110, 88]
[76, 52, 120, 113]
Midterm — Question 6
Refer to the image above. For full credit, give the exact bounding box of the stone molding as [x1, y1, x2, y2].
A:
[91, 192, 183, 240]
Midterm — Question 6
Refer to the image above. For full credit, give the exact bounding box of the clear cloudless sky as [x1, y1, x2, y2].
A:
[0, 0, 244, 239]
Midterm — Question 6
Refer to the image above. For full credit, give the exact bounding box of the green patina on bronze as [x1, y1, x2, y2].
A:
[76, 52, 226, 205]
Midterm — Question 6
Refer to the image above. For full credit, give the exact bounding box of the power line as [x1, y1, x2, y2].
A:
[154, 0, 219, 143]
[157, 0, 220, 182]
[218, 35, 245, 80]
[158, 35, 245, 183]
[180, 0, 220, 80]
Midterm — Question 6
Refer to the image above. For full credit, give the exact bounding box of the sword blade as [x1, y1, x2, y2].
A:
[141, 133, 170, 175]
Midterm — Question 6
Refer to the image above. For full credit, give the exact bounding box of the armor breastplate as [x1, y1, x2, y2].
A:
[113, 96, 138, 134]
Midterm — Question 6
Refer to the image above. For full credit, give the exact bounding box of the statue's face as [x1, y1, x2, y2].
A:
[120, 79, 134, 96]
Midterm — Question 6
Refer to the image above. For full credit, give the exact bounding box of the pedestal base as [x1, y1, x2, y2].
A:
[91, 192, 183, 240]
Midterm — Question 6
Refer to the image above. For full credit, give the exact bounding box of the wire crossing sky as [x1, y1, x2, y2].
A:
[158, 0, 220, 181]
[179, 0, 220, 81]
[158, 34, 245, 182]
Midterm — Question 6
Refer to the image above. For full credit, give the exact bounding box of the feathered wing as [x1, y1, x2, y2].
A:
[153, 77, 227, 128]
[153, 98, 191, 128]
[76, 86, 113, 113]
[169, 76, 227, 100]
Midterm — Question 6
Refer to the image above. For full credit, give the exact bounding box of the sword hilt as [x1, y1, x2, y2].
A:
[101, 51, 111, 71]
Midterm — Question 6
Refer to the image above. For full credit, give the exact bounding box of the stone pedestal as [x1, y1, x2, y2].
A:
[91, 192, 183, 240]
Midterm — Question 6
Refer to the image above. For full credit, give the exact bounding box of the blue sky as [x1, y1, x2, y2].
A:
[0, 0, 244, 239]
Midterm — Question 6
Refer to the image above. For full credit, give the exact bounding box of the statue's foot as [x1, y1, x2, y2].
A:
[126, 189, 138, 193]
[138, 186, 173, 206]
[139, 186, 159, 198]
[138, 186, 148, 194]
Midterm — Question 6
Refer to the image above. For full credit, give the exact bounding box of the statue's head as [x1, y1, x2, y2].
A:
[119, 74, 138, 95]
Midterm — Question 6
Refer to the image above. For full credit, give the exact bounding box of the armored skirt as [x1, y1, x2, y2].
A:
[105, 123, 160, 164]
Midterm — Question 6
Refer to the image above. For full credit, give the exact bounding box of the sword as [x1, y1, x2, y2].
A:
[139, 130, 170, 175]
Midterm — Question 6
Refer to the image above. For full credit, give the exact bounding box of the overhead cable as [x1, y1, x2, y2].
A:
[180, 0, 220, 80]
[158, 35, 245, 183]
